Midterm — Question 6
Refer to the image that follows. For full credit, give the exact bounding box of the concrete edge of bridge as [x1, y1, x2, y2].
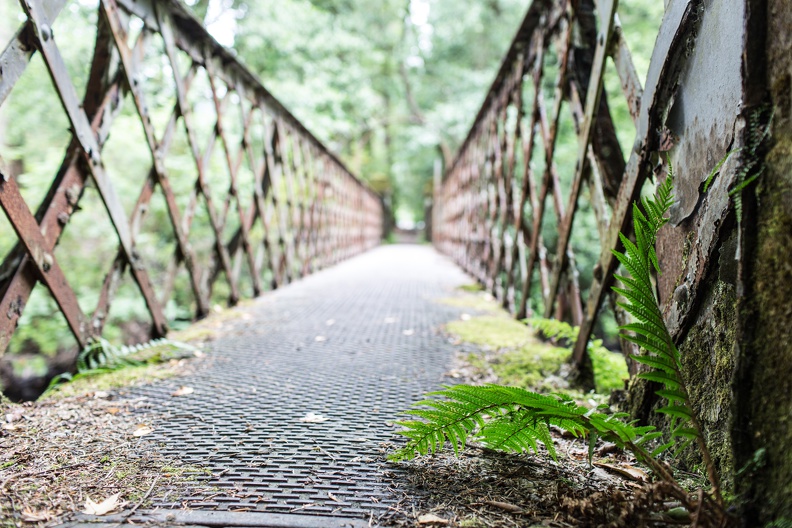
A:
[57, 510, 371, 528]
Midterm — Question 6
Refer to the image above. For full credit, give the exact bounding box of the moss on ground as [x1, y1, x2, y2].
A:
[437, 294, 504, 314]
[492, 343, 569, 390]
[447, 315, 628, 394]
[41, 360, 190, 400]
[589, 343, 629, 392]
[446, 316, 531, 349]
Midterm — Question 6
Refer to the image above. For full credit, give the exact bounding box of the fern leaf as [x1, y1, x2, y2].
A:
[630, 353, 678, 375]
[656, 389, 688, 404]
[621, 333, 673, 361]
[657, 405, 694, 421]
[651, 441, 675, 457]
[702, 147, 741, 192]
[671, 426, 700, 439]
[635, 431, 665, 446]
[619, 322, 675, 352]
[636, 370, 682, 390]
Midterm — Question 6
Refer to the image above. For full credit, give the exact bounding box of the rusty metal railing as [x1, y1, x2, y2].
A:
[433, 0, 716, 383]
[0, 0, 382, 356]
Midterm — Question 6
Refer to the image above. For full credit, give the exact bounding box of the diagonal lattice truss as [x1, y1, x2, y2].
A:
[0, 0, 382, 356]
[433, 0, 702, 374]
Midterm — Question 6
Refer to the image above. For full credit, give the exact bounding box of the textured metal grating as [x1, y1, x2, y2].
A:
[120, 245, 471, 520]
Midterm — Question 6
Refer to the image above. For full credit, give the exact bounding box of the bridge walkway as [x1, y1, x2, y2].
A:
[69, 244, 472, 527]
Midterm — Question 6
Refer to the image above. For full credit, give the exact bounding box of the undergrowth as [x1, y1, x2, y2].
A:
[529, 317, 628, 392]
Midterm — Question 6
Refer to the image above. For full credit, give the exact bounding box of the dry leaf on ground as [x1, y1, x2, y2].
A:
[593, 462, 649, 482]
[83, 493, 123, 515]
[417, 513, 450, 525]
[21, 507, 55, 522]
[482, 499, 523, 513]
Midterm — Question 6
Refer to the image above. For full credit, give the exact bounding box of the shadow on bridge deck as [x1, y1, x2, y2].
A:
[62, 244, 473, 527]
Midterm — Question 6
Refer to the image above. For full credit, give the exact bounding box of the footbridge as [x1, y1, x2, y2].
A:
[1, 0, 788, 525]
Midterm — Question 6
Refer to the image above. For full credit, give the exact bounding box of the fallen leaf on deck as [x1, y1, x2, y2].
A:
[594, 462, 649, 482]
[418, 513, 450, 525]
[328, 492, 342, 503]
[83, 493, 123, 515]
[132, 424, 154, 437]
[171, 386, 194, 397]
[299, 412, 328, 423]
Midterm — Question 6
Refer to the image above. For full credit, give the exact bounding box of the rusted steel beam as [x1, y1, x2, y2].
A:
[0, 1, 67, 106]
[92, 66, 201, 335]
[0, 176, 87, 348]
[517, 7, 574, 320]
[206, 72, 263, 296]
[157, 8, 240, 306]
[571, 0, 703, 364]
[115, 0, 380, 208]
[21, 0, 168, 336]
[1, 15, 128, 349]
[436, 0, 661, 386]
[504, 37, 542, 313]
[543, 0, 618, 319]
[609, 17, 643, 125]
[100, 0, 209, 317]
[240, 100, 280, 289]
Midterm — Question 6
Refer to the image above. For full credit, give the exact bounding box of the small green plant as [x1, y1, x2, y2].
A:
[44, 337, 196, 394]
[611, 168, 721, 503]
[391, 173, 731, 525]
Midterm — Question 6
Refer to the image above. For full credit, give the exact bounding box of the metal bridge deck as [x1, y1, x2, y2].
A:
[69, 245, 471, 527]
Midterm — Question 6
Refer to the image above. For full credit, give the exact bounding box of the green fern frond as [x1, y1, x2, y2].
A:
[527, 317, 579, 344]
[389, 384, 662, 466]
[78, 337, 196, 371]
[611, 169, 728, 502]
